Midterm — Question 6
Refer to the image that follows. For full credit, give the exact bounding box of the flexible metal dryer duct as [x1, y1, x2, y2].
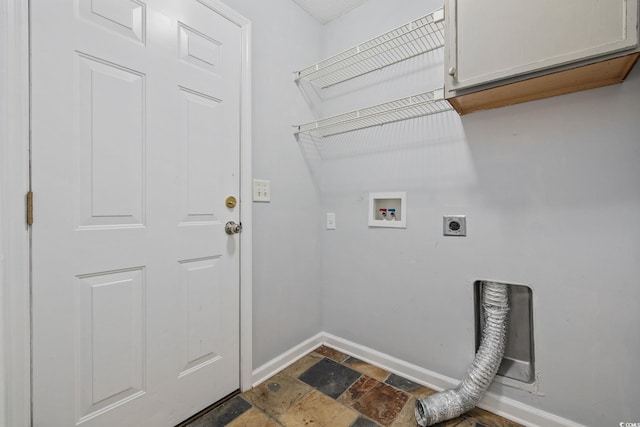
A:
[415, 281, 510, 426]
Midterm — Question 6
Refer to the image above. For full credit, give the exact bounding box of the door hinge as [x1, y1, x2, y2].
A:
[26, 191, 33, 226]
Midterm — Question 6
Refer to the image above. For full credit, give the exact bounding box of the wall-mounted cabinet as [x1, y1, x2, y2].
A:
[444, 0, 640, 114]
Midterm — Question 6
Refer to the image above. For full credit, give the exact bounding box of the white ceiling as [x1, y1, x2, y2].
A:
[291, 0, 369, 24]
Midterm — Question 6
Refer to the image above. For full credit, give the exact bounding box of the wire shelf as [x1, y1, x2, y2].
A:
[295, 8, 444, 88]
[294, 88, 452, 138]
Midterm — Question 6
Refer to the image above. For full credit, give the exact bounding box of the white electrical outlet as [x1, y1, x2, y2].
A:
[326, 213, 336, 230]
[253, 179, 270, 202]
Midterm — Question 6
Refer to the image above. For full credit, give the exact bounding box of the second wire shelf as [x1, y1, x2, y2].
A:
[294, 88, 453, 138]
[295, 8, 445, 88]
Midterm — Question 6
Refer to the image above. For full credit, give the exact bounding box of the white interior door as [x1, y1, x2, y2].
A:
[31, 1, 243, 426]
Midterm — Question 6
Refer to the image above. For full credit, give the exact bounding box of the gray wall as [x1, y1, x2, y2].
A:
[218, 0, 324, 368]
[225, 0, 640, 423]
[316, 0, 640, 425]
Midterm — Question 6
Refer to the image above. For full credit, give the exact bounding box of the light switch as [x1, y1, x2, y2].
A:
[326, 213, 336, 230]
[253, 179, 270, 202]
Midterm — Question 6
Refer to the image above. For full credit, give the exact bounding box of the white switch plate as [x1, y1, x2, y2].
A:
[326, 213, 336, 230]
[253, 179, 270, 202]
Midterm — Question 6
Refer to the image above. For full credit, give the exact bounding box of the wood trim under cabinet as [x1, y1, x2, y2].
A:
[447, 53, 640, 115]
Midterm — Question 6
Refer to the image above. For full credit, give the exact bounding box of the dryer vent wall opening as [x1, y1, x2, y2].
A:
[415, 281, 510, 426]
[475, 281, 535, 386]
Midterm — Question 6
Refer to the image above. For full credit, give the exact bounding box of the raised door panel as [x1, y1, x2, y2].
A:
[77, 53, 146, 229]
[177, 257, 223, 376]
[178, 23, 223, 76]
[76, 268, 146, 423]
[447, 0, 639, 91]
[178, 88, 224, 225]
[77, 0, 146, 44]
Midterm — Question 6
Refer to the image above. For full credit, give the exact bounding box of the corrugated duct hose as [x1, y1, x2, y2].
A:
[415, 281, 510, 426]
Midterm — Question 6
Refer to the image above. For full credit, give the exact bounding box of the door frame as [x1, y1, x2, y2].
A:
[0, 1, 253, 425]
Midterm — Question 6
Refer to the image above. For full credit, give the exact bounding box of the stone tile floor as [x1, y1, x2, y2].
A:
[183, 345, 524, 427]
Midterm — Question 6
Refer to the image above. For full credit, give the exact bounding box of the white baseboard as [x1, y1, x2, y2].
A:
[323, 333, 583, 427]
[322, 333, 456, 392]
[252, 332, 584, 427]
[250, 332, 324, 388]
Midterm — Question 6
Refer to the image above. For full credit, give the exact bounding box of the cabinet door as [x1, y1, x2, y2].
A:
[446, 0, 639, 92]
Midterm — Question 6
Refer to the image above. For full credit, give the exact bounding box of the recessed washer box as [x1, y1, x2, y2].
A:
[368, 192, 406, 228]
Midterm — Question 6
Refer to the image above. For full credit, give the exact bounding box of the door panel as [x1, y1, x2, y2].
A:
[31, 1, 242, 425]
[77, 53, 146, 229]
[178, 88, 224, 223]
[77, 0, 146, 44]
[178, 256, 222, 375]
[76, 268, 146, 422]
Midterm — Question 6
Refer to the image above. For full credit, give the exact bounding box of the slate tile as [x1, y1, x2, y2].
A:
[185, 395, 251, 427]
[184, 349, 526, 427]
[299, 357, 362, 399]
[243, 372, 312, 419]
[351, 415, 383, 426]
[338, 375, 380, 405]
[226, 407, 281, 427]
[390, 396, 418, 427]
[351, 383, 409, 426]
[464, 408, 524, 427]
[314, 345, 350, 362]
[279, 390, 358, 426]
[281, 352, 323, 379]
[344, 357, 390, 382]
[385, 373, 423, 392]
[409, 386, 438, 399]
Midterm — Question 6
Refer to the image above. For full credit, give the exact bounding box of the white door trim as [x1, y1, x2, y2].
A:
[1, 0, 31, 426]
[0, 2, 252, 426]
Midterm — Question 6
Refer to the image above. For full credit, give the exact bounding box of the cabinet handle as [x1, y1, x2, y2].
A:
[448, 67, 456, 76]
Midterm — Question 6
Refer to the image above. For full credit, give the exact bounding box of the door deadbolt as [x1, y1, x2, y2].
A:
[225, 221, 242, 235]
[225, 196, 237, 208]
